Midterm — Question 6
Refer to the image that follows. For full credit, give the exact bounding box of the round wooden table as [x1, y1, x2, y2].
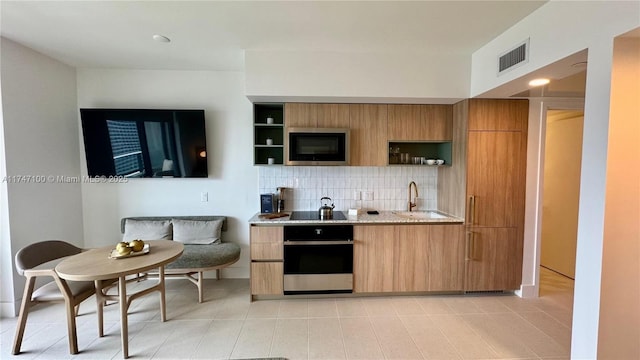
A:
[56, 240, 183, 359]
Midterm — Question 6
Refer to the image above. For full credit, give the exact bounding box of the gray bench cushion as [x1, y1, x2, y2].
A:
[166, 243, 241, 270]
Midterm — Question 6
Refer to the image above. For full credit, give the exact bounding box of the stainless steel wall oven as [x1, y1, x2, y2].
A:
[283, 224, 353, 294]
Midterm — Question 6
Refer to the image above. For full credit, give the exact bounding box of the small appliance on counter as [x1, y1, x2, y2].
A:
[260, 193, 276, 213]
[276, 187, 287, 213]
[319, 196, 335, 220]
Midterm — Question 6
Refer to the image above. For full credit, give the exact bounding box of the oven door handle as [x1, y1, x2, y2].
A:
[284, 240, 353, 246]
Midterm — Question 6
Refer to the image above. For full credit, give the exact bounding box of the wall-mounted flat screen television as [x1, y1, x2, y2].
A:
[80, 109, 208, 178]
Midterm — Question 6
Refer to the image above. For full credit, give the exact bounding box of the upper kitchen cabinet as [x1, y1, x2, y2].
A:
[254, 103, 284, 165]
[468, 99, 529, 131]
[284, 103, 350, 128]
[349, 104, 388, 166]
[284, 103, 316, 128]
[387, 104, 452, 141]
[316, 103, 350, 128]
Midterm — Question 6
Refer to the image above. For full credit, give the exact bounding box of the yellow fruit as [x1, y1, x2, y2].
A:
[116, 242, 131, 255]
[129, 239, 145, 252]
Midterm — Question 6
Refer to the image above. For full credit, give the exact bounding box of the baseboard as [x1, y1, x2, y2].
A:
[516, 284, 538, 298]
[218, 267, 249, 279]
[0, 300, 19, 318]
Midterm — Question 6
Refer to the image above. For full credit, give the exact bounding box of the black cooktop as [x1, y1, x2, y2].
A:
[289, 211, 347, 221]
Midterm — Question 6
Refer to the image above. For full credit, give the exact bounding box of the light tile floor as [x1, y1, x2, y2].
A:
[1, 272, 574, 360]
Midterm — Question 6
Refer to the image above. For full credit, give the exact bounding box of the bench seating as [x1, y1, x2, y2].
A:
[120, 216, 241, 303]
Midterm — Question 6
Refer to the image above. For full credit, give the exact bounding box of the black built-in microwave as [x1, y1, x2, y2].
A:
[285, 127, 349, 166]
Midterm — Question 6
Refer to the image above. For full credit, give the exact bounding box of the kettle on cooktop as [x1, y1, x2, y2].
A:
[318, 197, 335, 220]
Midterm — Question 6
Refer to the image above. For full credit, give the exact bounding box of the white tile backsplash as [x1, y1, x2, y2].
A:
[259, 166, 437, 212]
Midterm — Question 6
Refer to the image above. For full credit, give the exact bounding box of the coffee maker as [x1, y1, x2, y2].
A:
[276, 187, 287, 213]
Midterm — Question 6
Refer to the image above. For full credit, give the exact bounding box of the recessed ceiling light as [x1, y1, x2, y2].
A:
[152, 34, 171, 43]
[529, 78, 550, 87]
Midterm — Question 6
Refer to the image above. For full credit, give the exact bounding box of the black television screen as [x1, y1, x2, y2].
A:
[80, 109, 208, 178]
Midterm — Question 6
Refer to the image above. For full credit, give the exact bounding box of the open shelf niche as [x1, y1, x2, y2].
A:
[254, 103, 284, 165]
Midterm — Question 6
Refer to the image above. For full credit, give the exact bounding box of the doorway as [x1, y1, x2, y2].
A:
[539, 109, 583, 307]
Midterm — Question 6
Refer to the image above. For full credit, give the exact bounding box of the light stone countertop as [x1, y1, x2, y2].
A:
[248, 210, 464, 225]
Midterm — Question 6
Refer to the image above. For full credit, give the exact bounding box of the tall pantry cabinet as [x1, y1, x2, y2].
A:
[464, 99, 529, 291]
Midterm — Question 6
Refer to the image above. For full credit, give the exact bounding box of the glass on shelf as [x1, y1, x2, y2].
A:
[389, 146, 400, 164]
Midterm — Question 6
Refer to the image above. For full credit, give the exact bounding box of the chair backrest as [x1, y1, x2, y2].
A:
[14, 240, 83, 275]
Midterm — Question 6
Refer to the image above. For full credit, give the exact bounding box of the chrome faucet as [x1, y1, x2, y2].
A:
[408, 181, 418, 211]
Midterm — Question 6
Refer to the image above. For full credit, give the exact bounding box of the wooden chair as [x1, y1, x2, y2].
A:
[12, 240, 104, 355]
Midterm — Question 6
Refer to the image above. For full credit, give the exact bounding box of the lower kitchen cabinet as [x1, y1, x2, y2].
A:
[394, 225, 430, 292]
[251, 262, 283, 295]
[464, 227, 522, 291]
[426, 225, 465, 291]
[353, 225, 395, 293]
[354, 224, 464, 293]
[250, 226, 283, 260]
[250, 225, 284, 297]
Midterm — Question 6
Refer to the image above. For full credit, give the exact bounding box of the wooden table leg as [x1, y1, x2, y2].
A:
[159, 266, 166, 322]
[95, 280, 104, 337]
[118, 276, 129, 359]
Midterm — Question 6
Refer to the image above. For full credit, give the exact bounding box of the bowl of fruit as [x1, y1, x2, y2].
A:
[110, 239, 149, 259]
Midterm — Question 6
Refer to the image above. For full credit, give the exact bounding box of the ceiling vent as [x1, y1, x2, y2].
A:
[498, 39, 529, 75]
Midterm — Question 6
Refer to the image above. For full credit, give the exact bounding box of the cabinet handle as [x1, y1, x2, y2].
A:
[468, 196, 476, 225]
[465, 231, 474, 261]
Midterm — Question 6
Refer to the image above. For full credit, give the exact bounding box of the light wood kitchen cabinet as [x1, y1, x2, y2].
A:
[466, 131, 526, 227]
[353, 225, 395, 293]
[349, 104, 388, 166]
[251, 262, 284, 295]
[250, 225, 284, 297]
[284, 103, 316, 128]
[316, 103, 350, 128]
[468, 99, 528, 131]
[388, 104, 421, 141]
[388, 104, 452, 141]
[250, 226, 283, 260]
[393, 225, 430, 292]
[463, 99, 528, 292]
[464, 227, 522, 291]
[353, 224, 464, 293]
[426, 225, 465, 291]
[284, 103, 350, 128]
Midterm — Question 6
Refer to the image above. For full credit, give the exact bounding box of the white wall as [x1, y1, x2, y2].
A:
[0, 43, 12, 317]
[471, 2, 640, 358]
[0, 38, 83, 317]
[76, 69, 255, 278]
[245, 50, 470, 103]
[540, 110, 583, 279]
[597, 36, 640, 360]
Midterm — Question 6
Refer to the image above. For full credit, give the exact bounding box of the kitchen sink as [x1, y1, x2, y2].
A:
[393, 211, 449, 219]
